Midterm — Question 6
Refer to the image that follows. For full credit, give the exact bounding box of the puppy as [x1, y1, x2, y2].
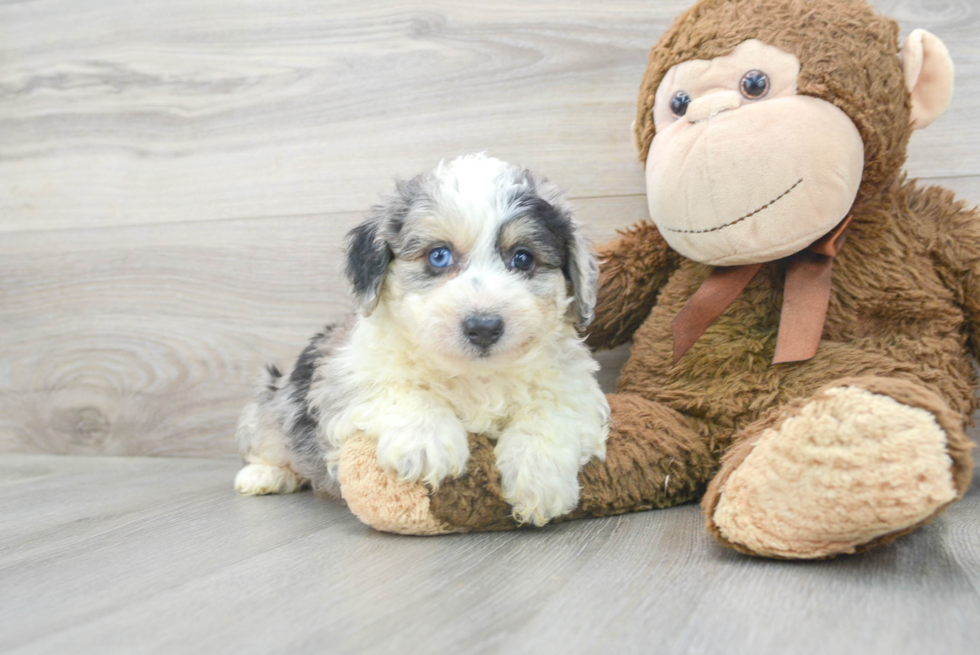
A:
[234, 154, 610, 526]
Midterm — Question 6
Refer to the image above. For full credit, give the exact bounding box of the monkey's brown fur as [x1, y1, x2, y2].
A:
[340, 0, 977, 558]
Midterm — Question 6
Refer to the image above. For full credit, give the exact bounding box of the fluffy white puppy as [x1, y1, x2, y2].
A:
[234, 154, 610, 526]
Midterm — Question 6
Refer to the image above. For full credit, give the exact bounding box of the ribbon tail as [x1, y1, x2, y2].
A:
[773, 252, 834, 364]
[671, 263, 763, 364]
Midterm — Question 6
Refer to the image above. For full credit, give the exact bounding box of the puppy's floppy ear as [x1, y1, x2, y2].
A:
[344, 212, 391, 316]
[520, 173, 600, 330]
[345, 176, 422, 315]
[566, 221, 599, 329]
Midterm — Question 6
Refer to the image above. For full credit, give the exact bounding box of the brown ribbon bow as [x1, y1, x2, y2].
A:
[671, 216, 852, 365]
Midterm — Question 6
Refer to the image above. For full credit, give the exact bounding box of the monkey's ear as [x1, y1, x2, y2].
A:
[900, 29, 954, 130]
[344, 211, 393, 316]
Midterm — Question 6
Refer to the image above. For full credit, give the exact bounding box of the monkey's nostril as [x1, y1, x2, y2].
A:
[462, 314, 505, 349]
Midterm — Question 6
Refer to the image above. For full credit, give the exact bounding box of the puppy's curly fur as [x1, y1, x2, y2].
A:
[234, 154, 610, 526]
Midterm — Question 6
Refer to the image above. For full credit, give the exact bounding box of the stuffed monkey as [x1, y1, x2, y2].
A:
[338, 0, 977, 559]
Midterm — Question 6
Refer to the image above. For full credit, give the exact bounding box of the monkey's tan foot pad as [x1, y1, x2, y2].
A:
[704, 384, 961, 559]
[338, 434, 461, 535]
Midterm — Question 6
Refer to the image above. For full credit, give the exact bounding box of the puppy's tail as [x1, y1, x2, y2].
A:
[262, 363, 284, 394]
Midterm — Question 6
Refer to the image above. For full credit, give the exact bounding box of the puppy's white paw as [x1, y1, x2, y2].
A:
[498, 453, 581, 527]
[374, 413, 470, 488]
[234, 463, 302, 495]
[501, 469, 580, 527]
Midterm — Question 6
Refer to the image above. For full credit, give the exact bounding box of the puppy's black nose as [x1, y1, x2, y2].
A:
[463, 314, 504, 349]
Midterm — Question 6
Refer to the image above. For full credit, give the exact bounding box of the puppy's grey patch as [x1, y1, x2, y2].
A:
[273, 322, 352, 494]
[282, 328, 332, 481]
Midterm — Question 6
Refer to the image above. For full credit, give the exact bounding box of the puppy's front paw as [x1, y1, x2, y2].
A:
[374, 413, 470, 488]
[498, 457, 581, 527]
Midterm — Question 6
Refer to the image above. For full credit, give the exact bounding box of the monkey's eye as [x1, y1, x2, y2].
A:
[740, 70, 770, 99]
[670, 91, 692, 117]
[428, 246, 454, 268]
[509, 249, 535, 272]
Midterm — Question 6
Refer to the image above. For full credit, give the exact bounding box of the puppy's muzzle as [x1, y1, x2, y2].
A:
[463, 314, 505, 350]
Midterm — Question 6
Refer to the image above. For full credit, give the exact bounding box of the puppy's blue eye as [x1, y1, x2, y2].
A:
[510, 249, 534, 272]
[428, 246, 454, 268]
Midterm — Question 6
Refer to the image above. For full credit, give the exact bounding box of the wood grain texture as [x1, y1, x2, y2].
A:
[1, 0, 979, 456]
[0, 0, 682, 232]
[0, 0, 976, 233]
[1, 454, 978, 654]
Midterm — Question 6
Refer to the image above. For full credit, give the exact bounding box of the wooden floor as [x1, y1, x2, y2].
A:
[3, 0, 980, 652]
[1, 454, 978, 655]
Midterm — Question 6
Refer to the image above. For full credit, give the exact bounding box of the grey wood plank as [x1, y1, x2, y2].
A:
[1, 454, 978, 655]
[0, 0, 978, 232]
[0, 0, 682, 232]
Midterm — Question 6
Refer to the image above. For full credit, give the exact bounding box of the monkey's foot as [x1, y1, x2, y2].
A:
[338, 434, 461, 535]
[703, 377, 973, 559]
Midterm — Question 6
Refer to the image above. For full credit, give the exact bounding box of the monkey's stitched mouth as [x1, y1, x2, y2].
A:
[663, 178, 804, 234]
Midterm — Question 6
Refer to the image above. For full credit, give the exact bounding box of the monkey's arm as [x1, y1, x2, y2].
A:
[585, 221, 681, 350]
[929, 188, 980, 361]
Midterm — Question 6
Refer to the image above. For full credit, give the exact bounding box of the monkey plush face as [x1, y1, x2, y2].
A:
[645, 39, 863, 265]
[633, 0, 956, 268]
